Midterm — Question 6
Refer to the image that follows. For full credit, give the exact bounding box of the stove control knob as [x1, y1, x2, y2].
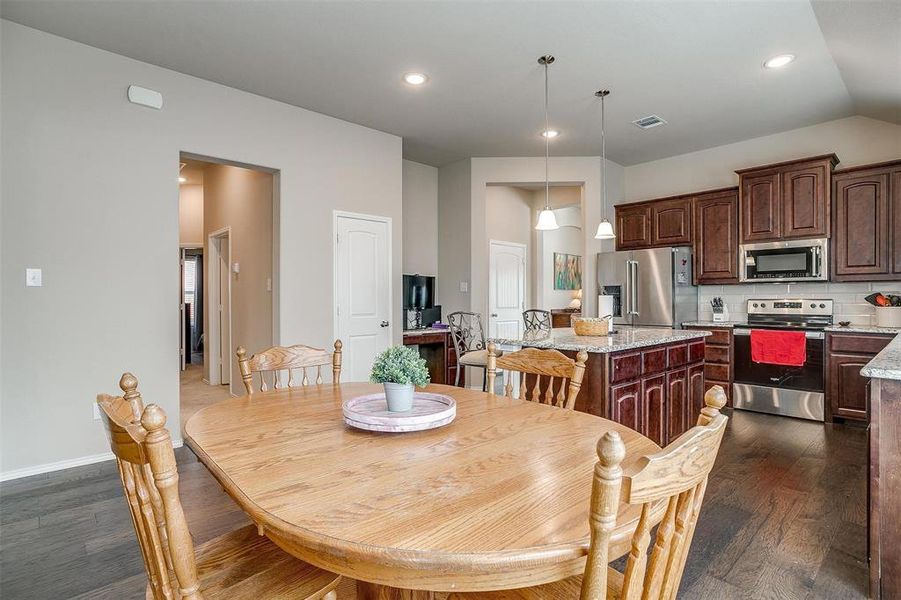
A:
[753, 303, 759, 308]
[819, 303, 826, 309]
[761, 303, 766, 308]
[810, 303, 816, 308]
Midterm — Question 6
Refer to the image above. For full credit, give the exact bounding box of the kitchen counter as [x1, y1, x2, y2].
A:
[681, 321, 744, 328]
[402, 327, 451, 337]
[825, 325, 901, 335]
[861, 332, 901, 381]
[490, 326, 709, 353]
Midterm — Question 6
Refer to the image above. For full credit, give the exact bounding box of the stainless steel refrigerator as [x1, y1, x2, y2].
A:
[596, 246, 698, 328]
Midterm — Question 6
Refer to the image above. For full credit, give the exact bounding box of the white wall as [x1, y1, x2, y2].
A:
[536, 205, 582, 310]
[0, 21, 402, 477]
[468, 157, 621, 321]
[622, 115, 901, 202]
[178, 184, 204, 246]
[437, 159, 472, 315]
[485, 185, 534, 307]
[402, 159, 438, 276]
[202, 163, 274, 395]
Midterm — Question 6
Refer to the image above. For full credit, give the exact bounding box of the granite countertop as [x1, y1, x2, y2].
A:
[402, 327, 450, 336]
[682, 321, 745, 329]
[825, 325, 901, 335]
[490, 326, 709, 354]
[861, 332, 901, 381]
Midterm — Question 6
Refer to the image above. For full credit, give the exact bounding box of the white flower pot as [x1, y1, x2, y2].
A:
[383, 382, 414, 412]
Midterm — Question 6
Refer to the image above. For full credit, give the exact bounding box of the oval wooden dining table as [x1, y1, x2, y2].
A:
[184, 382, 663, 599]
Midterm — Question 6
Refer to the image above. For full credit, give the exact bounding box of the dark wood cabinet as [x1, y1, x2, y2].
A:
[614, 193, 693, 251]
[740, 170, 782, 242]
[615, 204, 652, 250]
[549, 309, 580, 328]
[688, 362, 705, 421]
[651, 198, 692, 246]
[782, 162, 830, 239]
[403, 329, 464, 387]
[609, 381, 642, 433]
[832, 160, 901, 282]
[828, 353, 872, 421]
[826, 333, 893, 422]
[684, 326, 732, 407]
[595, 340, 705, 446]
[692, 189, 740, 284]
[666, 367, 689, 442]
[737, 154, 838, 244]
[641, 374, 666, 447]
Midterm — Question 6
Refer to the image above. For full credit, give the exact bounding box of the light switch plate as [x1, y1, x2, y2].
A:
[459, 281, 469, 293]
[25, 268, 42, 287]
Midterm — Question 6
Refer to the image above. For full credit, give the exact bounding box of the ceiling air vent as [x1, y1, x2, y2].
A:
[632, 115, 667, 130]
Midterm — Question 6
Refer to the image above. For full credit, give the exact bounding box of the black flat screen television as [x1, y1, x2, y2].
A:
[403, 274, 435, 309]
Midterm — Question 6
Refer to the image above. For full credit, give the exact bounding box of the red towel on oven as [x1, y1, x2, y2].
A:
[750, 329, 807, 367]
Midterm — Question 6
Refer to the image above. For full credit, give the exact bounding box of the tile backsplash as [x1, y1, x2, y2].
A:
[698, 282, 901, 325]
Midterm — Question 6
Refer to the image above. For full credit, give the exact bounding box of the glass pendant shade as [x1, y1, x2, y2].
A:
[594, 218, 616, 239]
[536, 208, 559, 231]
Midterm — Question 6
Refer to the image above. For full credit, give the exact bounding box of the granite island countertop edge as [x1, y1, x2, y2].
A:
[490, 327, 710, 354]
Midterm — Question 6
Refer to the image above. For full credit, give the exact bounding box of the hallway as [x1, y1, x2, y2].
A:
[179, 363, 231, 433]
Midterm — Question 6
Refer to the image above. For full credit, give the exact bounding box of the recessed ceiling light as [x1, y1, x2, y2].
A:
[178, 176, 187, 183]
[403, 72, 428, 86]
[541, 129, 560, 138]
[764, 54, 795, 69]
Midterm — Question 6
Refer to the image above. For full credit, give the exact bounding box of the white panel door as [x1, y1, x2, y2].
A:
[336, 214, 392, 382]
[489, 241, 526, 340]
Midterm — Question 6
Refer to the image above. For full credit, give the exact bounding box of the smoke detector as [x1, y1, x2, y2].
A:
[632, 115, 667, 130]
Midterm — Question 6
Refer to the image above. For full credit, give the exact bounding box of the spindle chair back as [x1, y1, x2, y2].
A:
[486, 342, 588, 410]
[237, 340, 342, 395]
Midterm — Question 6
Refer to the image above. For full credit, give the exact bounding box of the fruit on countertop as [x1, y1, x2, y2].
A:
[864, 293, 901, 307]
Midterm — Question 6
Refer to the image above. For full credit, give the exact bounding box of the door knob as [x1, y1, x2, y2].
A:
[490, 313, 498, 317]
[380, 320, 390, 327]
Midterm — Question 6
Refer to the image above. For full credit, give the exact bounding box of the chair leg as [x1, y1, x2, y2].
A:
[482, 367, 487, 392]
[455, 366, 461, 387]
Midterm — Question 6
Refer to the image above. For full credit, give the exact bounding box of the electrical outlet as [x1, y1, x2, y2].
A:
[93, 402, 101, 420]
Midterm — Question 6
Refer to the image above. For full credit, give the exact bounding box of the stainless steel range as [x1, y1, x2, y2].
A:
[732, 299, 833, 421]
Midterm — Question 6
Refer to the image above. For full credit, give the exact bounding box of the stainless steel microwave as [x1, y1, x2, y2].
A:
[739, 238, 828, 283]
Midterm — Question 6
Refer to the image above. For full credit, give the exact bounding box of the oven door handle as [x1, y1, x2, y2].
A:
[733, 329, 823, 339]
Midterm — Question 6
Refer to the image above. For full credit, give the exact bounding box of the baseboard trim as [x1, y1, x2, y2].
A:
[0, 439, 184, 482]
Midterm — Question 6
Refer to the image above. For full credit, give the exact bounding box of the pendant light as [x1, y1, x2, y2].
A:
[594, 89, 616, 240]
[535, 55, 559, 231]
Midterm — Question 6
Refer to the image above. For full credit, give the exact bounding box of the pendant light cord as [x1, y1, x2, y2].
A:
[544, 59, 550, 210]
[601, 92, 607, 220]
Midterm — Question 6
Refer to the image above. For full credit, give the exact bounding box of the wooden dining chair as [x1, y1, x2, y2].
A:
[96, 373, 341, 600]
[449, 385, 728, 600]
[486, 342, 588, 410]
[237, 340, 342, 395]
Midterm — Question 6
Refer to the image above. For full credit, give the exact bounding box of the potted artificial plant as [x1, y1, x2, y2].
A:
[370, 345, 430, 412]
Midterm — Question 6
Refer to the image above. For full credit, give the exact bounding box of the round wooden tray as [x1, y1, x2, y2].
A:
[342, 392, 456, 433]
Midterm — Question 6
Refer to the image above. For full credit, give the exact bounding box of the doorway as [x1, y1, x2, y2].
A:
[333, 211, 392, 382]
[177, 154, 279, 431]
[488, 240, 526, 340]
[208, 228, 231, 386]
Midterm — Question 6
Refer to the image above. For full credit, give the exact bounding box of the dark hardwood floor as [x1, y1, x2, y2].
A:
[0, 409, 868, 599]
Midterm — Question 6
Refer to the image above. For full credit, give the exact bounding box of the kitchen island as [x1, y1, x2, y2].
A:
[491, 326, 710, 446]
[861, 332, 901, 599]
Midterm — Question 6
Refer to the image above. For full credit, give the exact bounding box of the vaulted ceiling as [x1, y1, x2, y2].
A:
[2, 1, 898, 166]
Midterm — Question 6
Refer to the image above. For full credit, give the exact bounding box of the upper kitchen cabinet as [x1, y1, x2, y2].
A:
[615, 203, 652, 250]
[832, 160, 901, 282]
[614, 194, 692, 251]
[737, 154, 838, 243]
[693, 188, 740, 284]
[651, 197, 693, 246]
